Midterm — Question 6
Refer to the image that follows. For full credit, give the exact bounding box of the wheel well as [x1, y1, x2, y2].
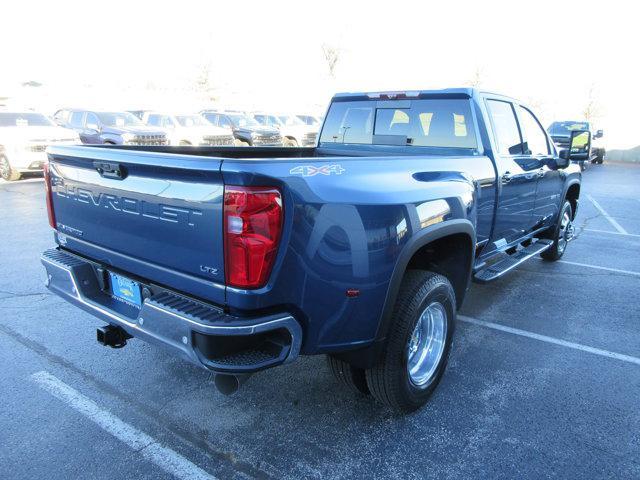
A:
[566, 183, 580, 219]
[104, 141, 116, 144]
[406, 233, 473, 308]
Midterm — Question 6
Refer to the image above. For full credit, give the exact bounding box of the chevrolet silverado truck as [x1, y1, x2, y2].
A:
[41, 89, 583, 412]
[0, 111, 78, 181]
[141, 112, 235, 146]
[200, 111, 282, 146]
[252, 113, 318, 147]
[54, 109, 168, 146]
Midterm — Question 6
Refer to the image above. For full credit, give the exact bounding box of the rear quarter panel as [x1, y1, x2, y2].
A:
[222, 153, 496, 353]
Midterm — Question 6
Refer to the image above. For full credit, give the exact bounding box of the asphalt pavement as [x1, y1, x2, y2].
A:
[0, 163, 639, 479]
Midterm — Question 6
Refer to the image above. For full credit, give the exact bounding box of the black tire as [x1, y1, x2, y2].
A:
[0, 156, 21, 181]
[283, 138, 298, 147]
[541, 200, 573, 261]
[365, 270, 455, 412]
[327, 355, 370, 395]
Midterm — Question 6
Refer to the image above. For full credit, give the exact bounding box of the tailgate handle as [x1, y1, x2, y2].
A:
[94, 161, 127, 180]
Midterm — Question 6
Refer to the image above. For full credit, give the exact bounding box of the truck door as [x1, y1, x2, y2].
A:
[83, 112, 102, 144]
[68, 111, 88, 142]
[486, 99, 539, 246]
[516, 105, 563, 229]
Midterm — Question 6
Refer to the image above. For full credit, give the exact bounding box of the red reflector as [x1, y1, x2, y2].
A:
[223, 186, 283, 289]
[43, 161, 56, 229]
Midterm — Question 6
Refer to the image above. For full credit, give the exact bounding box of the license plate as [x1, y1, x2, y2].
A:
[109, 272, 142, 308]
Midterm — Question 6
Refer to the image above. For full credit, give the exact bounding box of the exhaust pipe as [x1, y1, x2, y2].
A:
[214, 373, 251, 395]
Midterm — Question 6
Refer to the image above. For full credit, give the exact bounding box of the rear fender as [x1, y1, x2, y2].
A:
[333, 219, 475, 369]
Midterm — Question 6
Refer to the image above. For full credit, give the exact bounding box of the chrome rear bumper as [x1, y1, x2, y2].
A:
[41, 248, 302, 373]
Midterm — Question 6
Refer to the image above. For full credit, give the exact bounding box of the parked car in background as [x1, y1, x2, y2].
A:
[252, 113, 318, 147]
[200, 111, 282, 146]
[296, 114, 322, 128]
[53, 109, 168, 146]
[142, 112, 234, 146]
[0, 111, 78, 181]
[548, 121, 604, 168]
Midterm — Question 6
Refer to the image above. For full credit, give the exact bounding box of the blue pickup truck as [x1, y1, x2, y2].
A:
[41, 89, 583, 412]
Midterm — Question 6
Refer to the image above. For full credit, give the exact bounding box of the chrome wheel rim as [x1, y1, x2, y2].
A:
[558, 210, 573, 254]
[407, 301, 447, 387]
[0, 157, 9, 180]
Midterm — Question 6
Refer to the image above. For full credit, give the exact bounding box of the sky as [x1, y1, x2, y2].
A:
[1, 0, 638, 148]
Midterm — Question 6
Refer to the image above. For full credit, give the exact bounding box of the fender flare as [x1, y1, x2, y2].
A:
[561, 178, 581, 219]
[333, 219, 476, 369]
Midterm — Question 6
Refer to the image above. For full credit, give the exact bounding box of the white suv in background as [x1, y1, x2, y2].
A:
[0, 111, 79, 181]
[252, 113, 318, 147]
[142, 112, 234, 146]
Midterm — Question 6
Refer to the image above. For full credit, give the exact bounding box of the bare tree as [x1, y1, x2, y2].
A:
[322, 44, 341, 78]
[195, 61, 218, 103]
[468, 67, 483, 88]
[583, 83, 602, 123]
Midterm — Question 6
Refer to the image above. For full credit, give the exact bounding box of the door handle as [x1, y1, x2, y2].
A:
[501, 172, 512, 184]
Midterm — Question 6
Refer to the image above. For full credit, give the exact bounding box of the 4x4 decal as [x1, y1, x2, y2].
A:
[290, 164, 345, 177]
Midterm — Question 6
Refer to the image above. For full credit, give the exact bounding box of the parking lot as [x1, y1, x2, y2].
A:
[0, 162, 639, 479]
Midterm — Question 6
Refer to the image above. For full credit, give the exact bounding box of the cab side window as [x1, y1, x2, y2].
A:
[487, 100, 523, 155]
[85, 112, 99, 129]
[218, 115, 231, 128]
[146, 114, 161, 127]
[518, 106, 549, 156]
[69, 111, 85, 128]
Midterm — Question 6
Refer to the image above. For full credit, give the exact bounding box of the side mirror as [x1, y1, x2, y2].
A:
[86, 123, 100, 132]
[594, 129, 604, 139]
[568, 130, 591, 161]
[554, 150, 570, 169]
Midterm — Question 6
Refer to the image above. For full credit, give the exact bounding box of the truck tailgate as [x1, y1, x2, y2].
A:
[47, 145, 226, 304]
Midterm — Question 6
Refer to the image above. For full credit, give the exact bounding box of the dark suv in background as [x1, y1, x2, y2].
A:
[548, 121, 604, 168]
[200, 111, 281, 146]
[53, 109, 168, 145]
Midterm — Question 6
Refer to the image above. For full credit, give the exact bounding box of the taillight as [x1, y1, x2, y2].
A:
[223, 186, 283, 289]
[43, 161, 56, 229]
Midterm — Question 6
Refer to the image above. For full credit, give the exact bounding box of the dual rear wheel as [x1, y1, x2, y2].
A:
[327, 270, 455, 412]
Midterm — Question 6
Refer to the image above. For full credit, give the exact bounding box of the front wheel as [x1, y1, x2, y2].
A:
[0, 156, 21, 181]
[283, 138, 298, 147]
[365, 270, 455, 412]
[541, 200, 573, 261]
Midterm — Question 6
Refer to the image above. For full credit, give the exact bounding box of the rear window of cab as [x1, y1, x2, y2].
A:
[319, 98, 477, 149]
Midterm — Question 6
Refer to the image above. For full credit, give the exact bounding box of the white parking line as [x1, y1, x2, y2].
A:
[557, 259, 640, 277]
[587, 194, 628, 234]
[584, 228, 640, 238]
[31, 371, 215, 480]
[458, 315, 640, 366]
